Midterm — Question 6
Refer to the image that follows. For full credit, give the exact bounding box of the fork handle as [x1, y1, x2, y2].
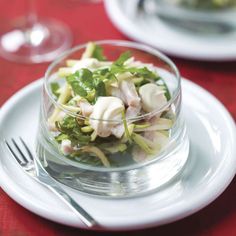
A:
[46, 184, 98, 228]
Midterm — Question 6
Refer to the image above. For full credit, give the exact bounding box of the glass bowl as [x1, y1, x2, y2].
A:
[36, 40, 189, 197]
[142, 0, 236, 35]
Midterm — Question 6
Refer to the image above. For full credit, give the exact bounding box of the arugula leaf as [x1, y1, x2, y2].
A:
[93, 67, 117, 80]
[50, 82, 60, 98]
[111, 65, 158, 80]
[75, 69, 94, 88]
[66, 68, 109, 103]
[66, 74, 87, 97]
[86, 89, 96, 102]
[66, 69, 96, 100]
[127, 67, 157, 79]
[96, 81, 106, 97]
[110, 51, 159, 81]
[91, 45, 107, 61]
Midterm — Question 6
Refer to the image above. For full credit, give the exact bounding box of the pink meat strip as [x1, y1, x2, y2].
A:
[78, 99, 93, 117]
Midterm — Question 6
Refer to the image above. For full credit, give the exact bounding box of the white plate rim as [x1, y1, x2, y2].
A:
[0, 78, 236, 230]
[104, 0, 236, 61]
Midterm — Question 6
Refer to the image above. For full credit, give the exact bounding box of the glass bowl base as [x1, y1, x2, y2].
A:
[36, 126, 189, 198]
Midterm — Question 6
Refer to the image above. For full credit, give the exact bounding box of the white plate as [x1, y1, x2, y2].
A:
[0, 78, 235, 231]
[104, 0, 236, 61]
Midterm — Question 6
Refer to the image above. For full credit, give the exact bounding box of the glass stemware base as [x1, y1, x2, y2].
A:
[0, 18, 72, 63]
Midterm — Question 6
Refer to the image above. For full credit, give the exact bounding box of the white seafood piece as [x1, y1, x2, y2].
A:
[72, 58, 112, 71]
[58, 58, 112, 76]
[89, 97, 124, 137]
[109, 86, 125, 101]
[144, 131, 169, 150]
[135, 118, 173, 132]
[110, 78, 141, 117]
[132, 146, 147, 163]
[154, 131, 169, 149]
[120, 79, 141, 107]
[139, 83, 167, 112]
[110, 102, 141, 138]
[111, 124, 124, 138]
[111, 104, 141, 138]
[132, 131, 169, 163]
[116, 72, 133, 81]
[78, 99, 93, 117]
[145, 118, 173, 131]
[126, 104, 141, 119]
[144, 130, 156, 142]
[124, 57, 156, 71]
[60, 139, 73, 155]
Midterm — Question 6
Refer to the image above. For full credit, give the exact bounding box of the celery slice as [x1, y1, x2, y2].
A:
[103, 143, 127, 153]
[81, 146, 110, 167]
[122, 110, 132, 143]
[132, 133, 155, 155]
[66, 60, 79, 67]
[81, 126, 93, 133]
[48, 83, 71, 124]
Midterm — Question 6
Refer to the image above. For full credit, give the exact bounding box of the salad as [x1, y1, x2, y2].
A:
[48, 42, 174, 167]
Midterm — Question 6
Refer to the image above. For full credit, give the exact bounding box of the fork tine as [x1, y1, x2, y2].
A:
[11, 138, 28, 163]
[5, 140, 23, 164]
[19, 137, 34, 161]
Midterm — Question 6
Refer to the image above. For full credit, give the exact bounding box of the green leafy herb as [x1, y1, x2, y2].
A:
[76, 69, 93, 88]
[127, 67, 157, 79]
[111, 51, 159, 81]
[110, 51, 131, 75]
[156, 76, 171, 101]
[55, 133, 69, 143]
[50, 82, 60, 98]
[66, 68, 107, 103]
[66, 74, 87, 97]
[55, 116, 91, 145]
[93, 68, 117, 82]
[91, 45, 107, 61]
[95, 80, 106, 97]
[164, 86, 171, 101]
[113, 51, 131, 66]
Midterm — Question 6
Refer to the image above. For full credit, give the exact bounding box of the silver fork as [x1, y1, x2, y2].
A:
[4, 137, 98, 228]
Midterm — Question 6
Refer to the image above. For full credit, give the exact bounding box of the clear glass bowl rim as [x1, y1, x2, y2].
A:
[44, 40, 181, 122]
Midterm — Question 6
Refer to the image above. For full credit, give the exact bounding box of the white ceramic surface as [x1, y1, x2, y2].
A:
[104, 0, 236, 61]
[0, 78, 235, 231]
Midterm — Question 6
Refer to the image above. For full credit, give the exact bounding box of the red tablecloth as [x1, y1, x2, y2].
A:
[0, 1, 235, 235]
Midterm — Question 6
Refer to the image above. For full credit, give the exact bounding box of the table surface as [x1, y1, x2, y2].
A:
[0, 1, 235, 236]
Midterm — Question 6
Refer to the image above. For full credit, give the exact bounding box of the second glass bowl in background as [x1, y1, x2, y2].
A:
[142, 0, 236, 35]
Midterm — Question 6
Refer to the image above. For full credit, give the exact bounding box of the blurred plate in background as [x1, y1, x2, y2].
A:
[104, 0, 236, 61]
